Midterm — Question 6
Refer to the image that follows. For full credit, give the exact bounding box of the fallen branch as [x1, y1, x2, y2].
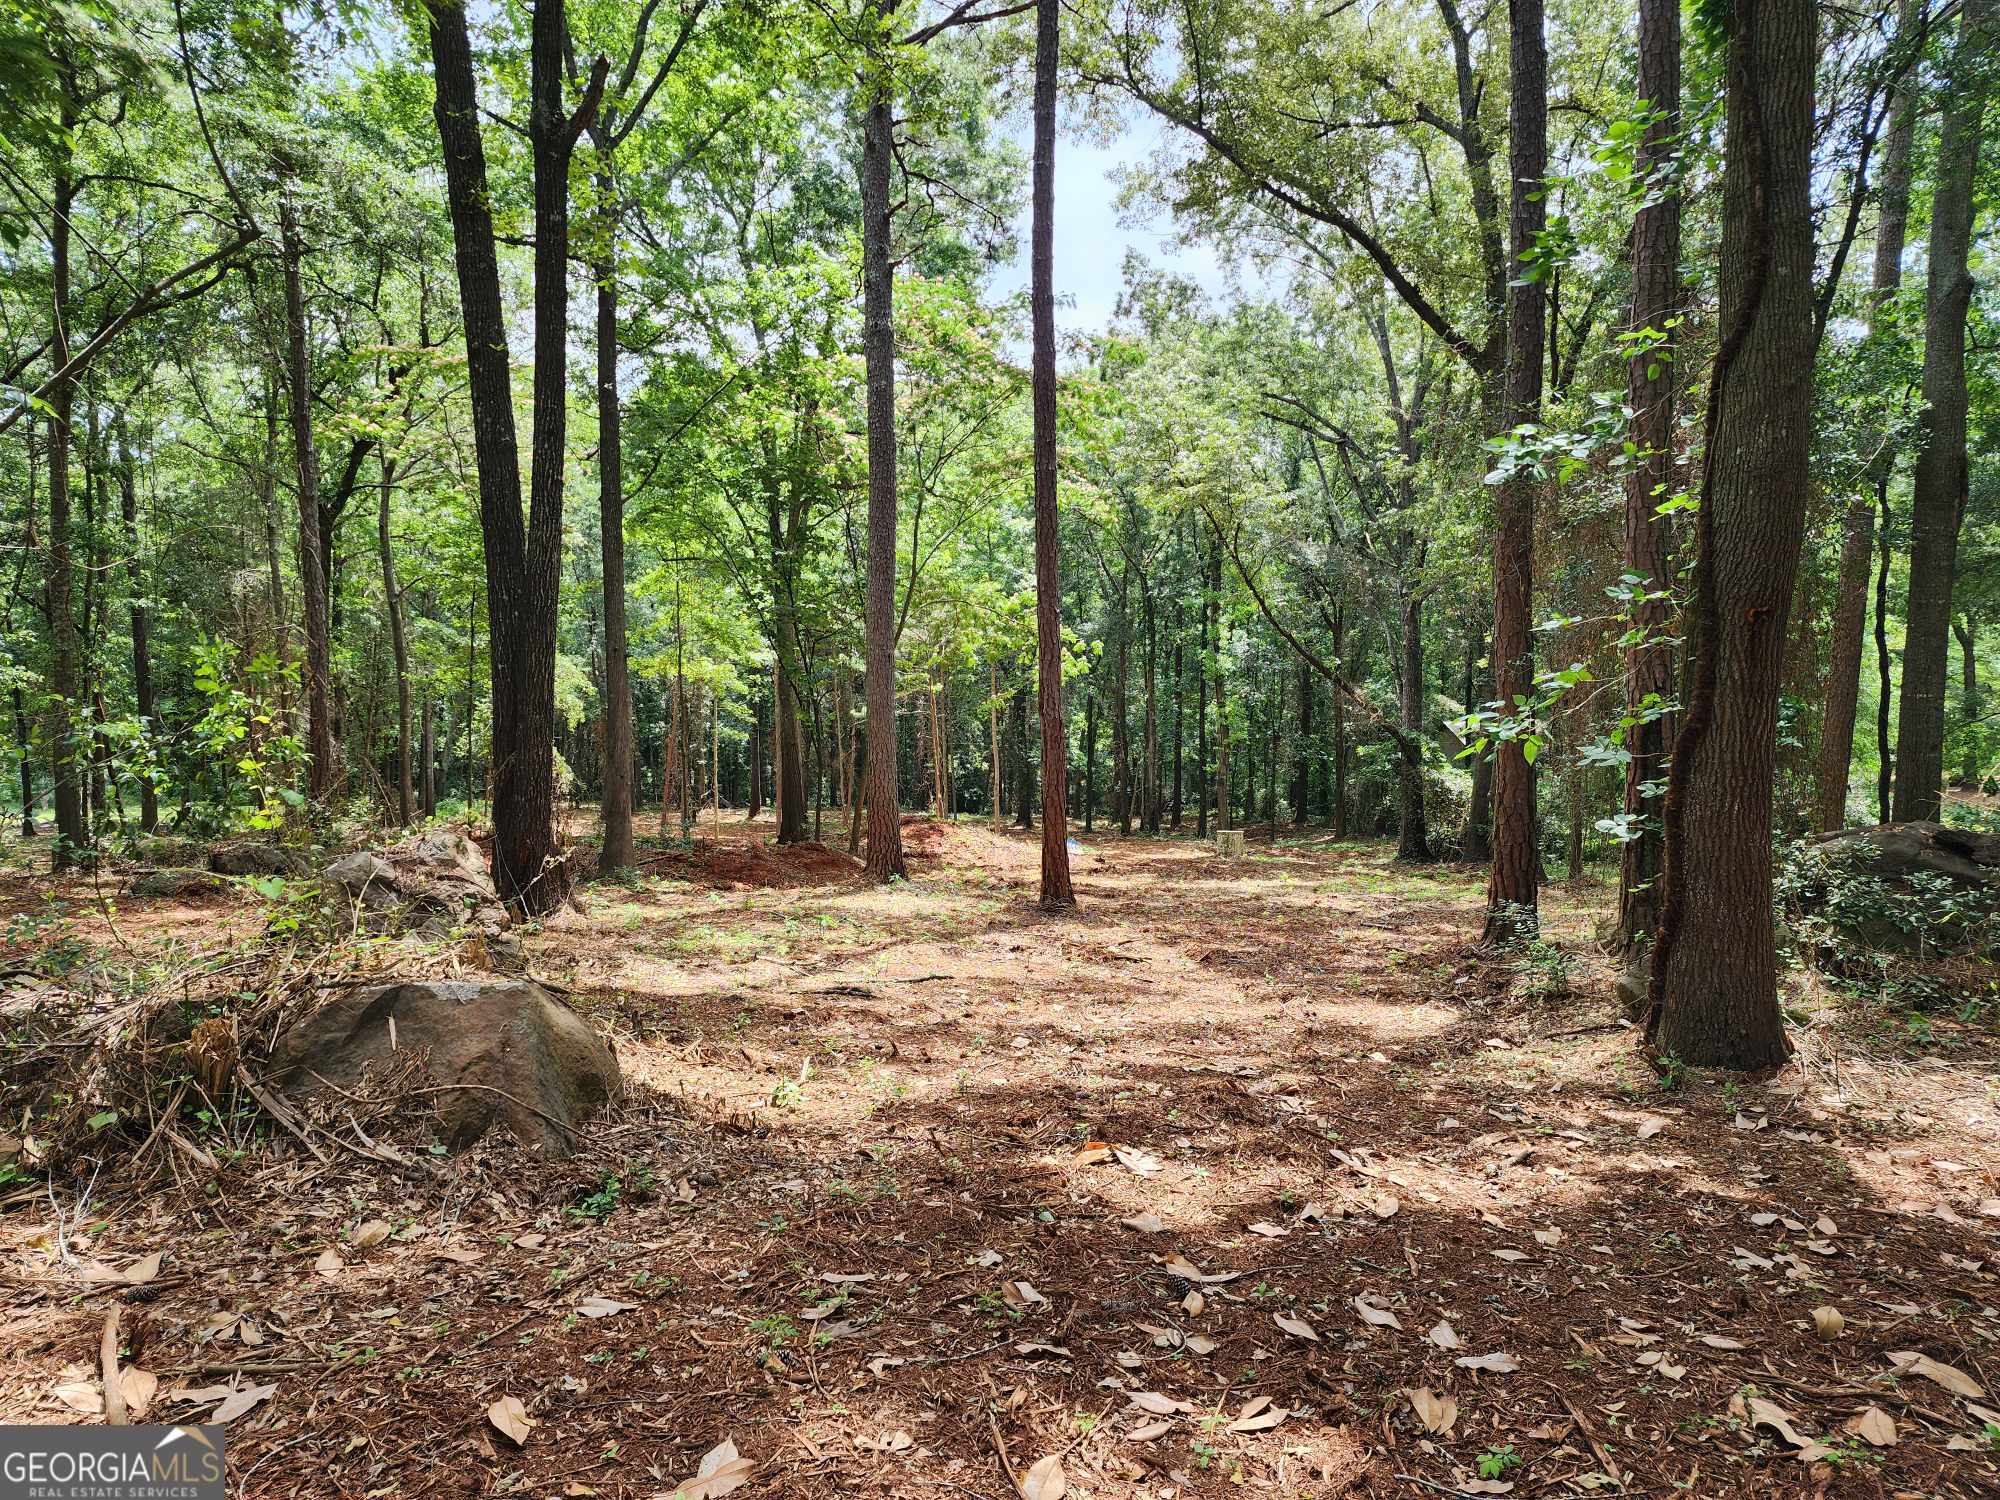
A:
[101, 1308, 126, 1425]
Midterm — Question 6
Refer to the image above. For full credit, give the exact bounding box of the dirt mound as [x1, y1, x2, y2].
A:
[654, 836, 861, 890]
[898, 815, 951, 854]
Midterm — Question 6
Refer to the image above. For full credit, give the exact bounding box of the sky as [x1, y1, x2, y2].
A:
[983, 113, 1272, 340]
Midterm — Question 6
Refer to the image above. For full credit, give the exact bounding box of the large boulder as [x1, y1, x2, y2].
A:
[265, 979, 619, 1156]
[1807, 821, 2000, 887]
[320, 831, 520, 967]
[1787, 822, 2000, 956]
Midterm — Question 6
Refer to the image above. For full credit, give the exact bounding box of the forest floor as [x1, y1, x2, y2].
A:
[3, 814, 2000, 1498]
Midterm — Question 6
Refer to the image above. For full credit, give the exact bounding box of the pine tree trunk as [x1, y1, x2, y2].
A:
[858, 11, 905, 880]
[1649, 0, 1815, 1071]
[1612, 0, 1682, 949]
[1481, 0, 1546, 942]
[1893, 0, 1993, 822]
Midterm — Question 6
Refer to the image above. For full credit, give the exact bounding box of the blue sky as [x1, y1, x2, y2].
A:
[984, 113, 1261, 338]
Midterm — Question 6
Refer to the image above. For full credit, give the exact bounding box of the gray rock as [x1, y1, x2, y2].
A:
[265, 978, 619, 1156]
[128, 868, 228, 899]
[1807, 821, 2000, 888]
[210, 842, 312, 877]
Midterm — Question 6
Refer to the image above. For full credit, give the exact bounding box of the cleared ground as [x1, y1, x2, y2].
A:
[3, 815, 1997, 1497]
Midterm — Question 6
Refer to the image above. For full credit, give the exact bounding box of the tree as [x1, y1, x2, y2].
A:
[1030, 0, 1073, 909]
[1893, 0, 1994, 822]
[1481, 0, 1548, 946]
[1815, 0, 1920, 832]
[1647, 0, 1817, 1070]
[423, 0, 604, 914]
[1610, 0, 1682, 955]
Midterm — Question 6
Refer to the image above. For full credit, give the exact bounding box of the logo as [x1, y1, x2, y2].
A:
[0, 1425, 225, 1500]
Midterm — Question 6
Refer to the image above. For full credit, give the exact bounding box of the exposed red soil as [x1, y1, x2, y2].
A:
[2, 818, 1998, 1498]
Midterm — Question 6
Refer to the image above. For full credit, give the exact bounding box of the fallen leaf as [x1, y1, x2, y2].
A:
[578, 1297, 638, 1319]
[1114, 1146, 1163, 1176]
[1405, 1386, 1458, 1435]
[1844, 1407, 1897, 1447]
[488, 1396, 534, 1445]
[1227, 1396, 1289, 1433]
[1353, 1294, 1402, 1330]
[1811, 1306, 1845, 1341]
[120, 1368, 158, 1418]
[210, 1383, 276, 1424]
[53, 1380, 102, 1414]
[1700, 1335, 1746, 1350]
[122, 1251, 162, 1285]
[1184, 1334, 1216, 1355]
[1455, 1352, 1518, 1374]
[1180, 1290, 1205, 1315]
[1128, 1392, 1194, 1415]
[1888, 1351, 1984, 1399]
[1744, 1396, 1811, 1449]
[1370, 1194, 1401, 1219]
[313, 1249, 344, 1278]
[1072, 1143, 1113, 1166]
[1161, 1252, 1240, 1284]
[1246, 1221, 1289, 1238]
[675, 1438, 753, 1500]
[1021, 1454, 1066, 1500]
[1274, 1313, 1319, 1342]
[1426, 1320, 1462, 1350]
[1126, 1420, 1171, 1442]
[1635, 1117, 1666, 1139]
[1002, 1280, 1045, 1308]
[1491, 1249, 1529, 1263]
[1120, 1213, 1166, 1234]
[513, 1232, 546, 1249]
[351, 1220, 393, 1249]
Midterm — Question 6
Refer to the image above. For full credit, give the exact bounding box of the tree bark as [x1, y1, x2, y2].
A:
[858, 6, 906, 880]
[46, 124, 86, 867]
[1481, 0, 1546, 943]
[1207, 531, 1230, 832]
[1291, 656, 1312, 827]
[279, 192, 338, 808]
[1612, 0, 1682, 951]
[378, 454, 414, 826]
[1648, 0, 1815, 1071]
[1954, 616, 1981, 786]
[114, 419, 157, 832]
[595, 243, 637, 869]
[424, 0, 595, 913]
[1031, 0, 1074, 905]
[1010, 685, 1034, 830]
[1397, 592, 1434, 861]
[1893, 0, 1993, 821]
[1461, 616, 1492, 859]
